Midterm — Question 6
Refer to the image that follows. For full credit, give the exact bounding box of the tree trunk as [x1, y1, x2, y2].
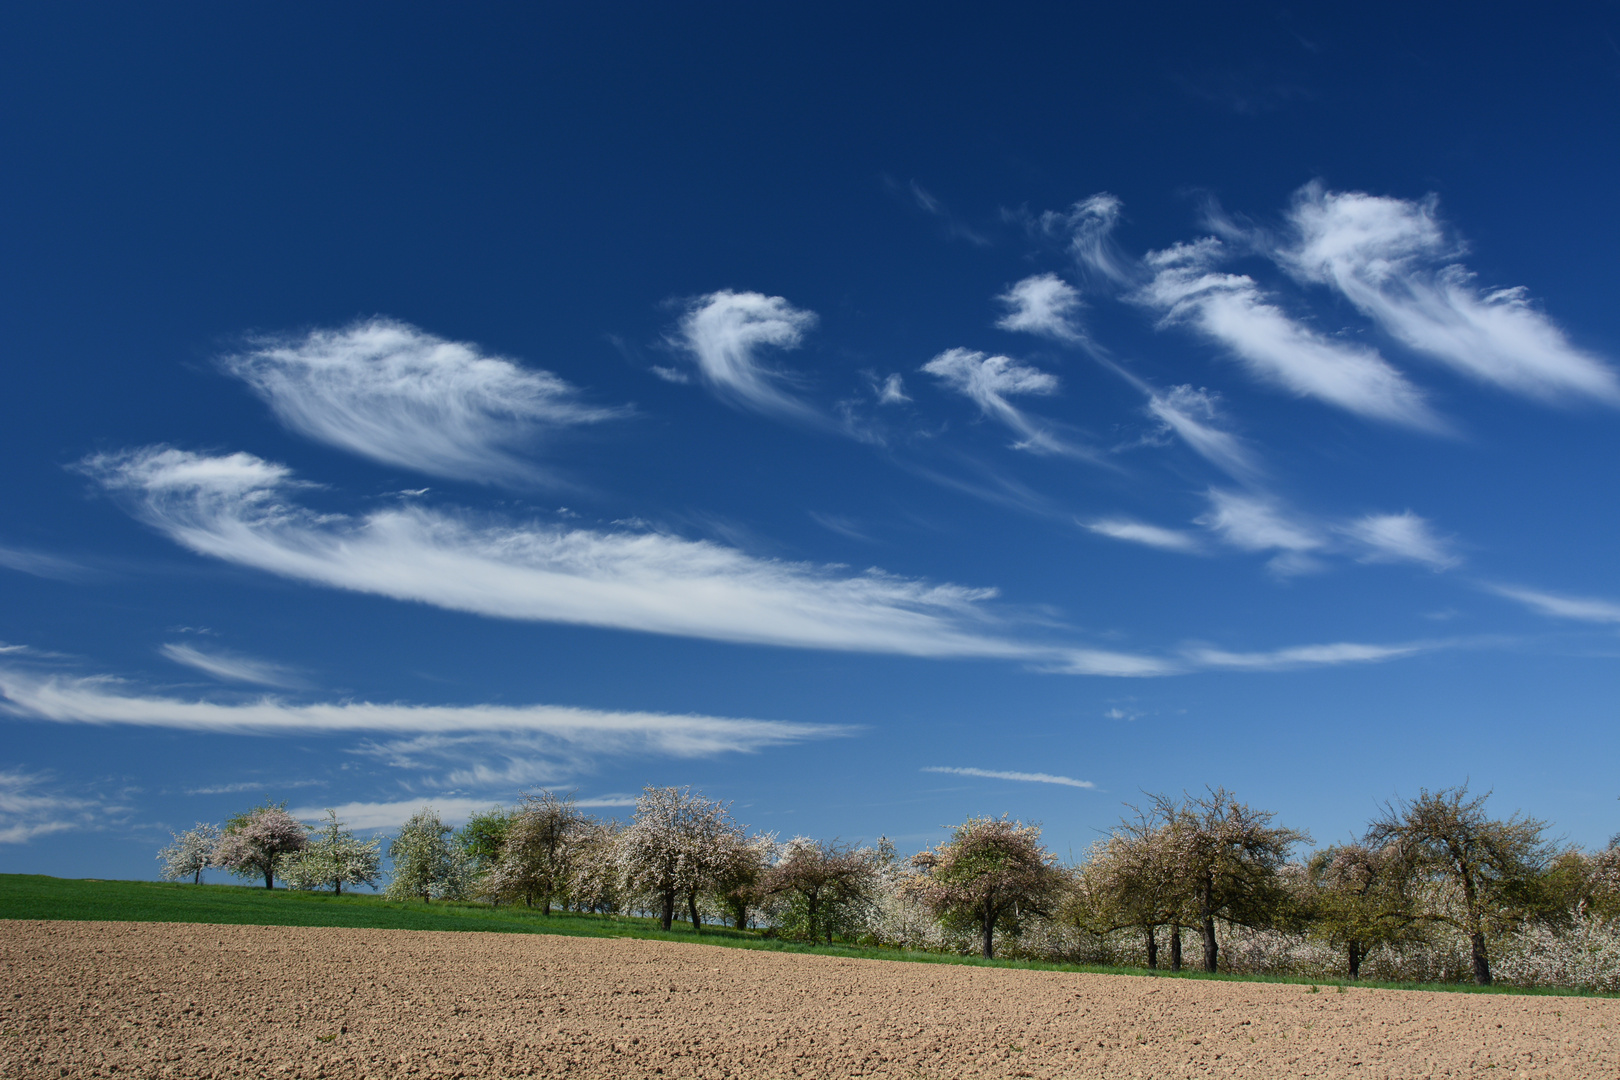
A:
[264, 867, 274, 889]
[1202, 916, 1219, 973]
[1169, 924, 1182, 972]
[660, 889, 675, 931]
[1470, 930, 1492, 986]
[688, 890, 702, 932]
[193, 867, 202, 885]
[981, 902, 995, 959]
[1347, 939, 1362, 981]
[1144, 926, 1158, 970]
[335, 880, 343, 896]
[1460, 868, 1491, 985]
[542, 897, 552, 916]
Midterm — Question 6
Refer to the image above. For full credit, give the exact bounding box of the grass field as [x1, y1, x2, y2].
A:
[1, 874, 1604, 997]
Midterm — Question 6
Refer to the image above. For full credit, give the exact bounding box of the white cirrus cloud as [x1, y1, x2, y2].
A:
[0, 767, 123, 845]
[1197, 489, 1323, 554]
[1144, 385, 1263, 481]
[161, 643, 309, 689]
[875, 373, 910, 404]
[1136, 239, 1443, 431]
[0, 544, 93, 582]
[672, 290, 821, 421]
[921, 766, 1095, 789]
[995, 274, 1087, 343]
[0, 665, 845, 758]
[1052, 649, 1185, 678]
[82, 446, 1050, 662]
[1486, 584, 1620, 624]
[1277, 184, 1620, 406]
[1182, 640, 1432, 671]
[922, 348, 1096, 459]
[1083, 518, 1204, 554]
[1341, 511, 1458, 569]
[221, 318, 624, 485]
[1038, 193, 1136, 286]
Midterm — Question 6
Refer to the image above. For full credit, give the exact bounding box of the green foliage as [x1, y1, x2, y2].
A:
[456, 806, 512, 875]
[1368, 784, 1556, 985]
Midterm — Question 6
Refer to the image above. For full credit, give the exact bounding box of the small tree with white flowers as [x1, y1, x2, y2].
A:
[282, 809, 382, 894]
[157, 823, 221, 884]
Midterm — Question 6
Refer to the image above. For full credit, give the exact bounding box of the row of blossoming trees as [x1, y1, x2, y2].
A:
[159, 783, 1620, 990]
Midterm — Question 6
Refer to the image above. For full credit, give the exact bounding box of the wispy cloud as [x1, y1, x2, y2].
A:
[1182, 640, 1432, 671]
[0, 666, 846, 760]
[0, 544, 93, 582]
[83, 446, 1048, 661]
[161, 643, 309, 688]
[1278, 183, 1620, 405]
[1486, 584, 1620, 623]
[1083, 518, 1204, 554]
[222, 318, 624, 485]
[1136, 239, 1443, 430]
[922, 349, 1097, 460]
[671, 290, 821, 422]
[1197, 489, 1325, 575]
[1144, 385, 1263, 481]
[896, 179, 991, 246]
[1035, 193, 1136, 287]
[995, 274, 1087, 343]
[875, 373, 910, 404]
[921, 765, 1095, 789]
[186, 778, 326, 796]
[807, 512, 872, 542]
[0, 767, 123, 845]
[1341, 511, 1458, 569]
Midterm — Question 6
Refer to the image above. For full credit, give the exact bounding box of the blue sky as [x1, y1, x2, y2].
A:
[5, 4, 1620, 877]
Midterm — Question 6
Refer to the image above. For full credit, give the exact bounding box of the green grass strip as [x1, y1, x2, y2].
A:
[2, 874, 1610, 998]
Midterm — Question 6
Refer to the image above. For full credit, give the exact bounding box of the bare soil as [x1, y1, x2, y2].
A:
[3, 921, 1615, 1078]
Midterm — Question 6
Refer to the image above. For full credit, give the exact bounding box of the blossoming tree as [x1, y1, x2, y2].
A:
[281, 809, 382, 894]
[902, 815, 1067, 959]
[386, 806, 474, 902]
[156, 822, 221, 884]
[615, 785, 743, 931]
[212, 803, 310, 889]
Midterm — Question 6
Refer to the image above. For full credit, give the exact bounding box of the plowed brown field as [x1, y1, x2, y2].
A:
[3, 920, 1615, 1078]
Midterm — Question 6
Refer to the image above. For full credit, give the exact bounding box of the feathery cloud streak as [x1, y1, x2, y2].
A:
[1182, 640, 1431, 671]
[1137, 240, 1442, 430]
[922, 766, 1095, 788]
[672, 290, 821, 421]
[84, 446, 1052, 661]
[0, 666, 843, 758]
[160, 643, 308, 688]
[0, 767, 121, 845]
[1487, 584, 1620, 624]
[1278, 184, 1620, 405]
[1341, 512, 1458, 569]
[1144, 385, 1263, 481]
[1083, 518, 1203, 554]
[1197, 489, 1325, 575]
[223, 319, 623, 485]
[1038, 193, 1135, 286]
[922, 349, 1096, 459]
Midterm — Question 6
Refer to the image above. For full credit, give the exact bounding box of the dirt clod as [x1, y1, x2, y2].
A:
[2, 919, 1616, 1077]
